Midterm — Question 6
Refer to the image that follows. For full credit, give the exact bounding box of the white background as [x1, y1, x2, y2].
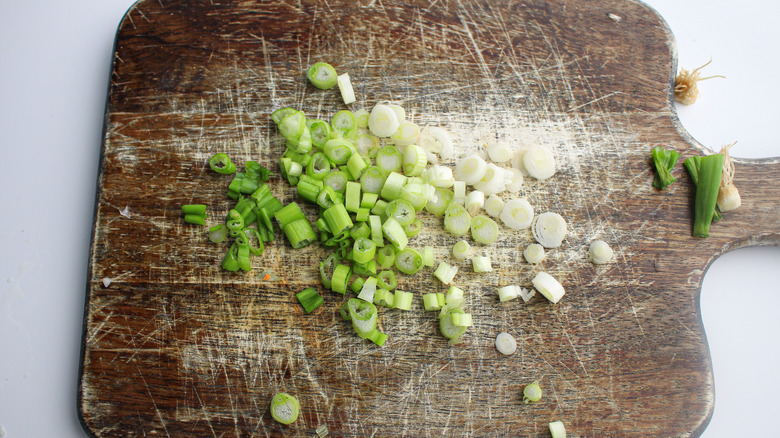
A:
[1, 0, 778, 436]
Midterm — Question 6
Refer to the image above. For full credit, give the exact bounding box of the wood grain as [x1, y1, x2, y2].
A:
[79, 0, 780, 436]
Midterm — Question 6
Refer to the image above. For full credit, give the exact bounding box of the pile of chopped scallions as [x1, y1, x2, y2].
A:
[183, 62, 578, 348]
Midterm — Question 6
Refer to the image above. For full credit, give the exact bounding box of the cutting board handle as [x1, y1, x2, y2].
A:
[716, 157, 780, 249]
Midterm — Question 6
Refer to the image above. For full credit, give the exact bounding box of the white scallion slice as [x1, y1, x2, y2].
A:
[355, 133, 379, 156]
[419, 126, 454, 160]
[473, 163, 506, 195]
[388, 104, 406, 123]
[486, 142, 513, 163]
[391, 121, 420, 147]
[497, 285, 519, 302]
[443, 203, 472, 237]
[499, 198, 534, 230]
[504, 167, 524, 191]
[454, 155, 487, 185]
[423, 165, 454, 188]
[532, 212, 567, 248]
[434, 261, 458, 285]
[470, 215, 499, 245]
[495, 332, 517, 355]
[523, 145, 556, 180]
[353, 109, 369, 128]
[519, 287, 536, 303]
[403, 144, 428, 176]
[445, 286, 465, 306]
[452, 239, 471, 260]
[465, 190, 485, 216]
[357, 276, 378, 303]
[588, 239, 614, 264]
[532, 271, 565, 304]
[337, 73, 356, 105]
[549, 421, 566, 438]
[511, 147, 528, 175]
[484, 194, 504, 218]
[523, 243, 545, 264]
[368, 103, 400, 137]
[452, 181, 466, 205]
[472, 255, 492, 273]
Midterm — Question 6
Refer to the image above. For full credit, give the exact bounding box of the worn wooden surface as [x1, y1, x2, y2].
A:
[78, 0, 780, 436]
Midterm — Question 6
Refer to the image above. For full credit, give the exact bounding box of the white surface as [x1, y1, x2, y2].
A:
[0, 0, 777, 436]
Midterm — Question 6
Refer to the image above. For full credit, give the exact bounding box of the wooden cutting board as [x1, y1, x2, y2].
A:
[78, 0, 780, 436]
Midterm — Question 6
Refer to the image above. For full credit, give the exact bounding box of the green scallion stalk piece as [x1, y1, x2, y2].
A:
[444, 203, 472, 237]
[360, 192, 379, 209]
[371, 199, 388, 218]
[315, 424, 329, 438]
[306, 152, 331, 180]
[403, 218, 422, 238]
[651, 146, 680, 190]
[422, 246, 435, 267]
[283, 218, 316, 249]
[452, 240, 471, 260]
[307, 62, 338, 90]
[423, 293, 442, 311]
[369, 215, 384, 247]
[323, 170, 349, 193]
[684, 154, 725, 237]
[394, 247, 424, 275]
[360, 166, 386, 194]
[316, 185, 340, 209]
[273, 202, 306, 228]
[296, 287, 324, 314]
[357, 276, 377, 302]
[393, 290, 413, 310]
[549, 421, 566, 438]
[228, 172, 260, 194]
[331, 110, 358, 140]
[209, 153, 236, 174]
[385, 199, 416, 226]
[523, 380, 542, 404]
[182, 204, 207, 216]
[345, 298, 378, 339]
[271, 107, 297, 124]
[278, 110, 307, 141]
[270, 392, 300, 425]
[382, 217, 408, 250]
[350, 222, 371, 240]
[376, 245, 396, 269]
[376, 270, 397, 290]
[208, 224, 227, 243]
[221, 243, 240, 271]
[352, 237, 377, 265]
[226, 209, 245, 232]
[366, 329, 388, 346]
[472, 255, 492, 273]
[308, 119, 333, 148]
[375, 145, 403, 175]
[352, 259, 377, 276]
[434, 261, 458, 284]
[330, 264, 351, 294]
[323, 139, 355, 165]
[470, 215, 499, 245]
[403, 144, 428, 176]
[184, 214, 206, 225]
[425, 187, 453, 216]
[236, 243, 251, 271]
[684, 155, 722, 221]
[445, 286, 465, 307]
[243, 228, 265, 255]
[374, 289, 395, 308]
[244, 161, 272, 183]
[323, 203, 354, 237]
[439, 307, 468, 344]
[319, 252, 339, 289]
[380, 172, 407, 201]
[297, 179, 321, 203]
[345, 181, 361, 213]
[350, 276, 366, 294]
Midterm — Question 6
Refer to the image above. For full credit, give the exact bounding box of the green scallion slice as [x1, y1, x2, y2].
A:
[306, 62, 338, 90]
[296, 287, 324, 313]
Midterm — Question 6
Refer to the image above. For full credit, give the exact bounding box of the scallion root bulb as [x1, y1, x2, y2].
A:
[717, 142, 741, 212]
[588, 239, 614, 264]
[674, 59, 725, 105]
